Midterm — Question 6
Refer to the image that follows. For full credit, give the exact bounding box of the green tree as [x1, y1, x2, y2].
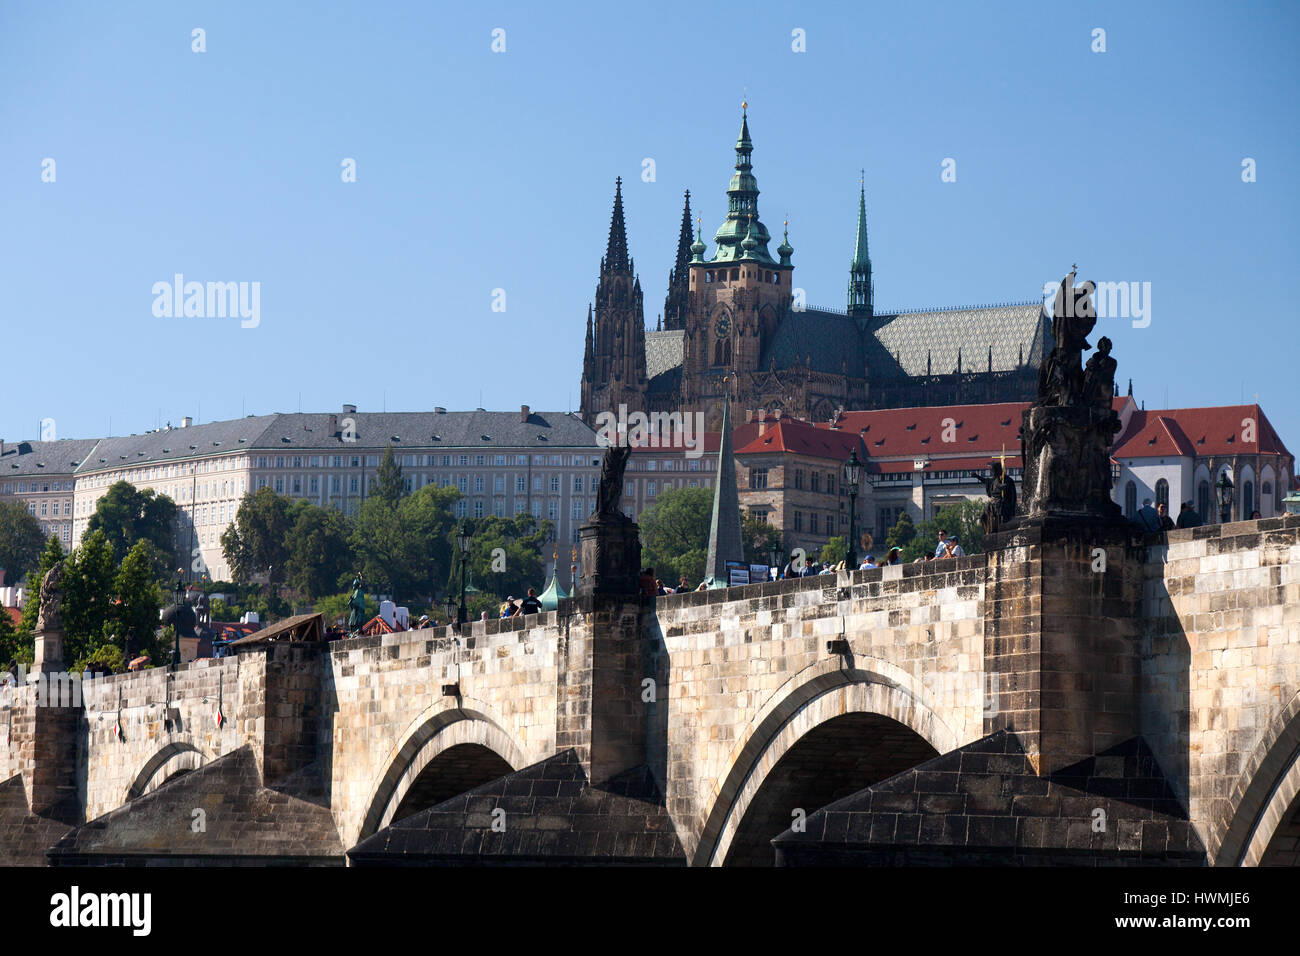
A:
[742, 515, 783, 566]
[19, 535, 64, 638]
[221, 487, 294, 584]
[376, 443, 404, 506]
[819, 536, 848, 566]
[285, 503, 355, 600]
[0, 603, 23, 666]
[0, 496, 47, 586]
[85, 481, 177, 565]
[351, 484, 460, 602]
[458, 514, 553, 600]
[886, 511, 918, 555]
[60, 530, 117, 664]
[638, 485, 712, 587]
[109, 540, 164, 665]
[71, 642, 124, 677]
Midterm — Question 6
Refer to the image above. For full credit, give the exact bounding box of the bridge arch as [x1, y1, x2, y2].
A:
[697, 658, 959, 867]
[356, 699, 529, 845]
[1217, 690, 1300, 866]
[126, 739, 206, 802]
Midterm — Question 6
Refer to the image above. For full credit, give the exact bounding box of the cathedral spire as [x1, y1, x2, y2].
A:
[710, 103, 774, 263]
[663, 190, 694, 330]
[848, 173, 874, 318]
[605, 177, 630, 273]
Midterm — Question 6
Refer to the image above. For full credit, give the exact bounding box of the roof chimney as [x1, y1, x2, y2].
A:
[520, 404, 531, 423]
[342, 404, 357, 415]
[757, 408, 767, 435]
[181, 416, 193, 428]
[434, 407, 446, 414]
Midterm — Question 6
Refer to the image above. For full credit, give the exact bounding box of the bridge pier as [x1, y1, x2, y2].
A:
[985, 517, 1143, 775]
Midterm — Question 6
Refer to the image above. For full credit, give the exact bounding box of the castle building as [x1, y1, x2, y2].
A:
[580, 106, 1053, 430]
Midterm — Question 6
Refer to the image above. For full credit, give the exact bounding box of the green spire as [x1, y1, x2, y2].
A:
[848, 172, 874, 317]
[711, 103, 775, 264]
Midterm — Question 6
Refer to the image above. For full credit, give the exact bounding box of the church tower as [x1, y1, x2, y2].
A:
[682, 104, 793, 424]
[662, 190, 693, 331]
[580, 178, 648, 424]
[847, 177, 874, 318]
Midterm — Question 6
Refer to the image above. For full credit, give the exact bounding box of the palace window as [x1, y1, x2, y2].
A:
[750, 468, 768, 490]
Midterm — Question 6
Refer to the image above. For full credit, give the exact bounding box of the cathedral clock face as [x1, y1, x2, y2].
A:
[714, 315, 731, 338]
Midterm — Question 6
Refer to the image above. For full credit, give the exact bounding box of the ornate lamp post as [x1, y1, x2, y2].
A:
[443, 597, 458, 631]
[843, 448, 864, 569]
[171, 571, 184, 672]
[456, 521, 472, 626]
[1216, 472, 1234, 524]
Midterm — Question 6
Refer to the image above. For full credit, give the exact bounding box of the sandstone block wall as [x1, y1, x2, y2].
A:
[1141, 515, 1300, 862]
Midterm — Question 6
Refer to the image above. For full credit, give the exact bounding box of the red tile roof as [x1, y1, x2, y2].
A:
[736, 420, 866, 460]
[1112, 404, 1292, 459]
[3, 607, 20, 628]
[812, 402, 1030, 462]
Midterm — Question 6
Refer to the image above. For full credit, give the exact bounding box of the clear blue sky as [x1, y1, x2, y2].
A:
[2, 1, 1297, 445]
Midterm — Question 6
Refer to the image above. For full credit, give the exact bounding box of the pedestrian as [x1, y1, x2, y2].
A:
[859, 554, 878, 570]
[886, 547, 901, 566]
[1250, 510, 1262, 520]
[944, 538, 966, 558]
[1176, 501, 1201, 529]
[678, 573, 691, 592]
[1156, 502, 1175, 531]
[520, 588, 543, 615]
[639, 568, 657, 597]
[499, 598, 514, 619]
[933, 529, 949, 558]
[1134, 498, 1161, 533]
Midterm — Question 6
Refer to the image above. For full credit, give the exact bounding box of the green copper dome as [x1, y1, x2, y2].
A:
[777, 222, 793, 265]
[711, 108, 775, 264]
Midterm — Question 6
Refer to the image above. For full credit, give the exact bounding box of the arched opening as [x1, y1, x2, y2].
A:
[126, 741, 205, 802]
[1258, 792, 1300, 866]
[1155, 478, 1169, 510]
[1124, 480, 1137, 518]
[1242, 481, 1255, 519]
[720, 712, 939, 867]
[356, 707, 528, 843]
[389, 743, 513, 824]
[1198, 480, 1211, 524]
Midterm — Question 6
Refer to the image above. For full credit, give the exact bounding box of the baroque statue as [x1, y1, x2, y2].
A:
[346, 574, 366, 630]
[970, 460, 1017, 536]
[35, 560, 64, 633]
[593, 444, 632, 521]
[1017, 269, 1123, 520]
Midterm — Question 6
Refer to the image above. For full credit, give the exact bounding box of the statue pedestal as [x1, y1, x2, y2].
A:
[577, 515, 641, 602]
[1018, 404, 1121, 520]
[32, 628, 64, 676]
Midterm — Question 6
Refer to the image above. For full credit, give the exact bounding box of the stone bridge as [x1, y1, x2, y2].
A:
[2, 515, 1297, 866]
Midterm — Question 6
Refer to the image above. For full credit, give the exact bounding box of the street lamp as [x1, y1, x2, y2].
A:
[456, 521, 472, 625]
[843, 448, 864, 569]
[171, 571, 184, 672]
[1216, 472, 1234, 524]
[443, 597, 458, 630]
